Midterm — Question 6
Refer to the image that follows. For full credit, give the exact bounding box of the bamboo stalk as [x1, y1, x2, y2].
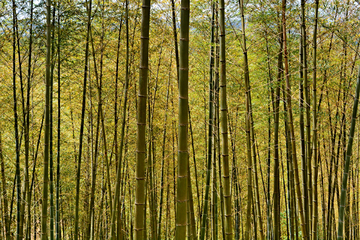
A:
[311, 1, 319, 239]
[219, 0, 232, 238]
[200, 2, 215, 239]
[74, 0, 92, 238]
[135, 0, 151, 239]
[175, 0, 190, 238]
[282, 0, 308, 238]
[337, 66, 360, 239]
[41, 0, 53, 238]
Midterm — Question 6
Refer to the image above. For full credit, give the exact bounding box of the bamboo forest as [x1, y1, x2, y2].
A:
[2, 0, 360, 239]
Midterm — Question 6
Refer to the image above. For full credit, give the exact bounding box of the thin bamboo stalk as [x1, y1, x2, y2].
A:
[337, 67, 360, 239]
[41, 0, 53, 238]
[219, 0, 232, 238]
[282, 0, 308, 238]
[74, 0, 92, 238]
[311, 1, 320, 239]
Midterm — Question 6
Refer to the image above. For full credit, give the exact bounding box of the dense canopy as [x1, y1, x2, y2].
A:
[1, 0, 360, 239]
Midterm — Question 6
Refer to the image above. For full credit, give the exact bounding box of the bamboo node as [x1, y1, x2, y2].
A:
[178, 150, 188, 153]
[136, 177, 145, 180]
[136, 150, 146, 153]
[179, 96, 188, 100]
[180, 37, 189, 41]
[180, 7, 190, 10]
[139, 66, 148, 69]
[222, 175, 230, 179]
[134, 227, 145, 231]
[140, 36, 149, 39]
[176, 222, 188, 226]
[177, 199, 188, 203]
[134, 202, 145, 206]
[179, 67, 189, 71]
[137, 122, 146, 126]
[224, 195, 231, 198]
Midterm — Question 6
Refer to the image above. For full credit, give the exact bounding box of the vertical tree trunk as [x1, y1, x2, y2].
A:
[74, 0, 92, 238]
[110, 1, 131, 237]
[282, 0, 308, 238]
[272, 16, 283, 240]
[337, 67, 360, 239]
[0, 131, 10, 240]
[135, 0, 150, 239]
[24, 0, 34, 238]
[301, 0, 312, 235]
[171, 0, 179, 83]
[55, 2, 61, 239]
[187, 157, 197, 240]
[229, 111, 240, 240]
[175, 0, 190, 239]
[299, 26, 309, 240]
[200, 2, 215, 239]
[239, 0, 253, 238]
[213, 6, 221, 238]
[42, 0, 53, 238]
[30, 114, 44, 239]
[219, 0, 232, 238]
[158, 57, 172, 240]
[311, 1, 319, 239]
[86, 26, 102, 240]
[49, 7, 56, 240]
[12, 0, 22, 238]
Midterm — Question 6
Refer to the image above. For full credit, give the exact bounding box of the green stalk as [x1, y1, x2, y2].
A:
[55, 2, 61, 238]
[11, 0, 22, 237]
[74, 0, 92, 238]
[49, 7, 56, 240]
[158, 60, 172, 240]
[219, 0, 232, 238]
[110, 1, 131, 237]
[24, 0, 34, 238]
[301, 0, 312, 234]
[200, 2, 215, 239]
[282, 0, 308, 238]
[0, 131, 10, 240]
[175, 0, 190, 238]
[273, 18, 283, 240]
[337, 67, 360, 239]
[241, 0, 253, 236]
[311, 1, 319, 239]
[135, 0, 151, 239]
[42, 0, 52, 238]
